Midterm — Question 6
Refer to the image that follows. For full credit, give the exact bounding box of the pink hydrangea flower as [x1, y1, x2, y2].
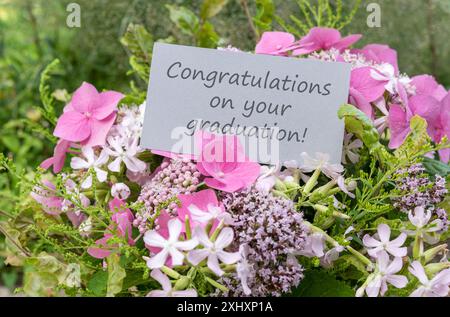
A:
[255, 32, 297, 56]
[411, 75, 447, 101]
[177, 189, 232, 232]
[428, 92, 450, 162]
[353, 44, 399, 75]
[87, 198, 135, 259]
[40, 139, 72, 173]
[53, 82, 124, 147]
[388, 94, 440, 149]
[349, 67, 388, 118]
[293, 27, 361, 55]
[196, 132, 260, 193]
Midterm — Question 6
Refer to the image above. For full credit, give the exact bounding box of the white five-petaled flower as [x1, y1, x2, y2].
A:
[70, 147, 109, 189]
[255, 165, 280, 193]
[404, 206, 443, 244]
[236, 244, 254, 296]
[363, 224, 407, 258]
[295, 233, 325, 258]
[341, 133, 363, 164]
[105, 136, 147, 173]
[299, 152, 344, 179]
[111, 182, 131, 200]
[188, 204, 234, 226]
[188, 226, 241, 276]
[146, 269, 197, 297]
[408, 261, 450, 297]
[143, 219, 198, 269]
[356, 251, 408, 297]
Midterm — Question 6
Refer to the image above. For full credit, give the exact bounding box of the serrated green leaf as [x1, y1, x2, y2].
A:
[200, 0, 228, 20]
[288, 269, 355, 297]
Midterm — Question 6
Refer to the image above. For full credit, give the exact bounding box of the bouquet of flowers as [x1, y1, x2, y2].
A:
[1, 25, 449, 298]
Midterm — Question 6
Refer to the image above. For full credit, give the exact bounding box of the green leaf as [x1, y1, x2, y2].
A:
[120, 24, 154, 83]
[337, 105, 388, 163]
[253, 0, 275, 34]
[197, 21, 220, 48]
[422, 156, 450, 177]
[1, 135, 20, 153]
[106, 253, 126, 297]
[394, 116, 432, 160]
[166, 5, 200, 36]
[200, 0, 228, 20]
[87, 270, 108, 296]
[38, 59, 61, 126]
[288, 269, 355, 297]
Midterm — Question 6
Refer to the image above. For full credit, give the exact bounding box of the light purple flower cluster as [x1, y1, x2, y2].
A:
[218, 188, 307, 296]
[435, 208, 449, 233]
[134, 158, 200, 233]
[392, 163, 447, 212]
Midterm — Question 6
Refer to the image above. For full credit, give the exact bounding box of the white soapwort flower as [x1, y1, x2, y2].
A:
[341, 133, 363, 164]
[143, 219, 198, 269]
[111, 182, 131, 200]
[146, 269, 197, 297]
[299, 152, 344, 180]
[188, 226, 241, 276]
[105, 136, 147, 173]
[408, 261, 450, 297]
[70, 147, 109, 188]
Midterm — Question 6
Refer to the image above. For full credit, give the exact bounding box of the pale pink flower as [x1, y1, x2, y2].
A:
[30, 180, 63, 215]
[143, 219, 198, 269]
[111, 183, 130, 200]
[236, 244, 253, 296]
[357, 251, 408, 297]
[146, 269, 197, 297]
[54, 82, 124, 147]
[295, 232, 325, 258]
[105, 136, 146, 173]
[404, 206, 443, 245]
[70, 147, 109, 188]
[299, 152, 343, 179]
[188, 226, 241, 276]
[363, 224, 407, 258]
[341, 133, 363, 164]
[293, 27, 361, 55]
[426, 92, 450, 163]
[255, 165, 279, 193]
[409, 261, 450, 297]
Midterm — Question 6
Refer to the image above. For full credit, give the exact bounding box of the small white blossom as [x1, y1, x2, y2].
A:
[111, 183, 131, 200]
[71, 147, 109, 188]
[146, 269, 197, 297]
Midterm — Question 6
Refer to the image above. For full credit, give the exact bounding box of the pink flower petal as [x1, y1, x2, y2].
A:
[255, 32, 296, 55]
[81, 113, 116, 147]
[71, 82, 99, 113]
[388, 104, 410, 149]
[92, 91, 123, 120]
[53, 111, 91, 142]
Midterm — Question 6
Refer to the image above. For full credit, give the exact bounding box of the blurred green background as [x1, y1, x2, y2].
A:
[0, 0, 449, 293]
